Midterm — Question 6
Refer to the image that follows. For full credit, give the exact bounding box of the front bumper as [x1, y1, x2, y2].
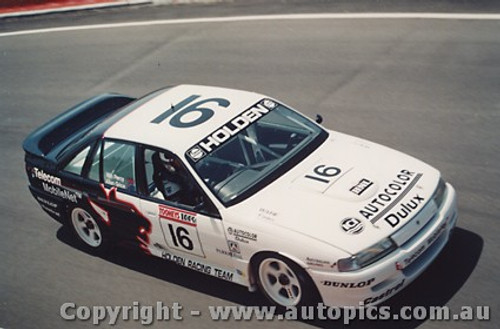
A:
[310, 183, 458, 307]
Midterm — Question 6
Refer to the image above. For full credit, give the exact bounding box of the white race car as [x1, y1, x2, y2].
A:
[24, 85, 457, 308]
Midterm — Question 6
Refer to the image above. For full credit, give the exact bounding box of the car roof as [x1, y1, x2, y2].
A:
[104, 85, 265, 156]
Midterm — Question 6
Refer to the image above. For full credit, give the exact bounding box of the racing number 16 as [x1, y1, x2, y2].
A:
[167, 224, 193, 250]
[161, 220, 205, 257]
[305, 165, 341, 184]
[151, 95, 230, 128]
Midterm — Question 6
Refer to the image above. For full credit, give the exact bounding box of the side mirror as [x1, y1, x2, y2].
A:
[315, 114, 323, 124]
[192, 197, 221, 219]
[193, 197, 205, 211]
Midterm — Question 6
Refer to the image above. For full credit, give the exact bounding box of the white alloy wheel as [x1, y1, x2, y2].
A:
[258, 257, 303, 307]
[71, 208, 102, 248]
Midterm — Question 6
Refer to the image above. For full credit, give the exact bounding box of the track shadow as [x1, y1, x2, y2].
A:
[57, 226, 482, 327]
[56, 225, 268, 305]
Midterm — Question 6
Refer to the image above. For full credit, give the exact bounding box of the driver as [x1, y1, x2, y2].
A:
[152, 152, 186, 201]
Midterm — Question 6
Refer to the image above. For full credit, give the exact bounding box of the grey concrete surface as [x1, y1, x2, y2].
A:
[0, 3, 499, 329]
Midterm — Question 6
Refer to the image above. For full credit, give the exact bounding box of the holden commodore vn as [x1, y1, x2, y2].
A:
[23, 85, 457, 308]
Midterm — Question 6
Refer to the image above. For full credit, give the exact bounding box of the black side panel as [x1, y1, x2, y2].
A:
[23, 94, 135, 158]
[28, 185, 67, 223]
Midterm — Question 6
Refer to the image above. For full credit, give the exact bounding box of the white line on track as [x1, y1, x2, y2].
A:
[1, 13, 500, 38]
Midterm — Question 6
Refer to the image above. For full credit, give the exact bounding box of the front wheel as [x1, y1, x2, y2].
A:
[69, 207, 109, 253]
[254, 253, 320, 308]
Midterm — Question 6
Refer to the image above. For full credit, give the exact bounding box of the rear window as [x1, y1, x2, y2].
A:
[63, 146, 91, 176]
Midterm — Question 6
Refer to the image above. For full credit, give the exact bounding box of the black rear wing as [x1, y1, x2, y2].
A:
[23, 93, 135, 159]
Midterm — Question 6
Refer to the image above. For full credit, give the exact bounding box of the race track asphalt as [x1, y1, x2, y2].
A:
[0, 2, 499, 328]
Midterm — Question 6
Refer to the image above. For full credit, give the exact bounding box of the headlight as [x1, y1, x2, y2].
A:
[433, 178, 447, 210]
[338, 238, 397, 272]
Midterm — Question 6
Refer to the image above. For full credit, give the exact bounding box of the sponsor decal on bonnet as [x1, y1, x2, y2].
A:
[349, 178, 373, 196]
[257, 208, 278, 221]
[383, 194, 426, 228]
[358, 170, 424, 227]
[340, 217, 364, 234]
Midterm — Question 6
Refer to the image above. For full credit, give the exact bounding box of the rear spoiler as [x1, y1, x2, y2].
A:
[23, 93, 135, 158]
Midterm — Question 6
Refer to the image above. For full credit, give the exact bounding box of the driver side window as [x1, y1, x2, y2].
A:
[143, 148, 203, 208]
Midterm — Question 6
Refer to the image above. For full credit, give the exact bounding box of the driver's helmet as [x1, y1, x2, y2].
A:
[159, 152, 178, 173]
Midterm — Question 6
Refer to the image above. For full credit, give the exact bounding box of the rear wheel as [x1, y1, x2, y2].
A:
[70, 207, 109, 253]
[254, 253, 320, 308]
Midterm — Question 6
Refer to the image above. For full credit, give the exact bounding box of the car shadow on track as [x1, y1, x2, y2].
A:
[56, 225, 269, 305]
[56, 226, 482, 328]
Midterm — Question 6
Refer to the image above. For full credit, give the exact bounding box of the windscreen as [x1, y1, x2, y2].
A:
[186, 99, 326, 206]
